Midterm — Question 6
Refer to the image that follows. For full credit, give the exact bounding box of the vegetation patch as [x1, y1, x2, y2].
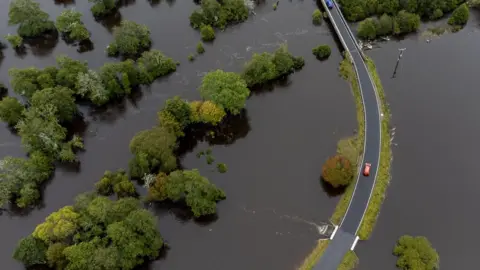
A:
[189, 0, 249, 30]
[312, 45, 331, 60]
[393, 235, 439, 270]
[55, 9, 90, 42]
[8, 0, 56, 38]
[297, 240, 330, 270]
[312, 9, 323, 25]
[107, 20, 151, 57]
[448, 3, 469, 27]
[357, 11, 420, 40]
[357, 56, 391, 239]
[338, 251, 359, 270]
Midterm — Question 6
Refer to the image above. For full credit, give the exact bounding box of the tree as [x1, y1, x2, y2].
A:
[31, 86, 77, 122]
[9, 67, 55, 98]
[46, 242, 68, 269]
[8, 0, 55, 37]
[95, 170, 136, 198]
[321, 155, 354, 188]
[13, 236, 47, 266]
[200, 70, 250, 115]
[394, 10, 420, 35]
[189, 0, 248, 29]
[0, 96, 24, 126]
[56, 55, 88, 92]
[190, 100, 226, 125]
[89, 0, 118, 17]
[448, 3, 469, 26]
[377, 0, 400, 15]
[376, 14, 394, 36]
[200, 25, 216, 41]
[312, 45, 332, 60]
[33, 206, 80, 242]
[358, 18, 378, 40]
[99, 60, 140, 98]
[196, 42, 205, 54]
[393, 235, 439, 270]
[272, 45, 296, 76]
[147, 169, 226, 217]
[56, 9, 90, 41]
[242, 53, 277, 87]
[4, 34, 23, 48]
[312, 9, 323, 25]
[129, 127, 178, 173]
[161, 96, 192, 129]
[137, 50, 177, 84]
[129, 152, 152, 179]
[76, 70, 110, 106]
[107, 20, 151, 56]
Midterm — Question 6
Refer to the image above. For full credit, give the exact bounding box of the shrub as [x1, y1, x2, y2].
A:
[8, 0, 55, 37]
[196, 42, 205, 54]
[357, 18, 378, 40]
[200, 70, 250, 115]
[321, 155, 354, 188]
[376, 14, 394, 36]
[188, 54, 195, 61]
[200, 25, 215, 41]
[312, 45, 331, 60]
[217, 163, 228, 173]
[393, 10, 420, 35]
[89, 0, 118, 17]
[137, 50, 177, 84]
[55, 9, 90, 41]
[448, 3, 469, 26]
[312, 9, 322, 25]
[431, 9, 444, 20]
[0, 97, 24, 126]
[4, 34, 23, 48]
[107, 20, 151, 56]
[393, 235, 439, 270]
[189, 0, 249, 29]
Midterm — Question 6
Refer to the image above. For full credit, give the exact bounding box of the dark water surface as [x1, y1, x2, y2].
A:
[0, 0, 357, 269]
[357, 21, 480, 269]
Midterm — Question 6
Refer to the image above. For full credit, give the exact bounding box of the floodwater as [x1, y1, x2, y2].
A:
[0, 0, 357, 269]
[357, 15, 480, 270]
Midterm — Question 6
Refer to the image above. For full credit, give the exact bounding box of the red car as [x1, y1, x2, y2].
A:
[363, 163, 371, 176]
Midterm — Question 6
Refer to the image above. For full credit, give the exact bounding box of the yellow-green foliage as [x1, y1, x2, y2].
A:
[338, 251, 359, 270]
[33, 206, 79, 242]
[297, 240, 330, 270]
[190, 100, 226, 125]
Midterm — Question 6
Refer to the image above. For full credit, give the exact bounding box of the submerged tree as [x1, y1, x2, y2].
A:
[393, 235, 439, 270]
[200, 70, 250, 115]
[107, 20, 151, 57]
[56, 9, 90, 41]
[8, 0, 56, 37]
[0, 96, 25, 126]
[89, 0, 118, 17]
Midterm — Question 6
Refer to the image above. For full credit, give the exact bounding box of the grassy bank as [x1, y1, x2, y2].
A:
[338, 251, 359, 270]
[297, 240, 330, 270]
[357, 57, 392, 239]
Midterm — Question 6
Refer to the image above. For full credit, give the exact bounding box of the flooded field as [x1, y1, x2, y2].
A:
[0, 0, 357, 269]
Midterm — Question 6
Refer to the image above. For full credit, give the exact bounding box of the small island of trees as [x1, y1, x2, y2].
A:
[394, 235, 440, 270]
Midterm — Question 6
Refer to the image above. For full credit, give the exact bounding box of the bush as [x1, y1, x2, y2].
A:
[0, 97, 24, 126]
[55, 9, 90, 41]
[189, 0, 249, 29]
[312, 45, 331, 60]
[357, 18, 377, 40]
[376, 14, 393, 36]
[95, 170, 136, 197]
[200, 25, 215, 41]
[4, 34, 22, 48]
[190, 100, 226, 125]
[393, 235, 439, 270]
[393, 10, 420, 35]
[188, 54, 195, 61]
[312, 9, 323, 25]
[8, 0, 56, 37]
[89, 0, 118, 17]
[137, 50, 177, 84]
[107, 20, 151, 56]
[196, 42, 205, 54]
[448, 3, 469, 26]
[217, 163, 228, 173]
[321, 155, 354, 188]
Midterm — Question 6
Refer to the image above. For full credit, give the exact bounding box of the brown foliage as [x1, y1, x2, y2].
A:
[321, 155, 354, 188]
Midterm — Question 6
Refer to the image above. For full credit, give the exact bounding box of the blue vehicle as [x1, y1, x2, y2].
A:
[325, 0, 333, 9]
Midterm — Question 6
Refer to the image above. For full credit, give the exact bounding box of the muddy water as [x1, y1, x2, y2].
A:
[0, 0, 357, 269]
[357, 21, 480, 269]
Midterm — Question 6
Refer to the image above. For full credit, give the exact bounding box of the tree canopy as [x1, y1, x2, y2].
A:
[312, 45, 331, 60]
[0, 96, 24, 126]
[89, 0, 118, 17]
[189, 0, 249, 29]
[200, 70, 250, 115]
[321, 155, 354, 188]
[448, 3, 469, 26]
[107, 20, 151, 57]
[393, 235, 439, 270]
[56, 9, 90, 42]
[8, 0, 56, 37]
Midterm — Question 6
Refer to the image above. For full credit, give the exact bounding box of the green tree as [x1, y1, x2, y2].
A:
[129, 152, 152, 179]
[377, 0, 400, 15]
[56, 9, 90, 41]
[161, 96, 192, 128]
[321, 155, 354, 188]
[393, 235, 439, 270]
[46, 243, 68, 269]
[242, 53, 276, 86]
[89, 0, 118, 17]
[200, 25, 216, 41]
[189, 0, 248, 29]
[8, 0, 55, 37]
[376, 14, 394, 36]
[4, 34, 23, 48]
[358, 17, 378, 40]
[9, 67, 54, 98]
[107, 20, 151, 56]
[13, 235, 47, 266]
[312, 45, 332, 60]
[394, 10, 420, 35]
[200, 70, 250, 115]
[56, 55, 88, 92]
[190, 100, 226, 125]
[0, 96, 24, 126]
[272, 45, 295, 76]
[196, 42, 205, 54]
[129, 127, 178, 173]
[31, 86, 77, 122]
[76, 70, 110, 106]
[99, 60, 140, 97]
[448, 3, 469, 26]
[312, 9, 323, 25]
[147, 169, 226, 217]
[33, 206, 80, 242]
[137, 49, 177, 84]
[16, 183, 40, 208]
[95, 170, 136, 198]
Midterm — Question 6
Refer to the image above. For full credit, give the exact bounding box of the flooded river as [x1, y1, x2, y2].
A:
[0, 0, 357, 269]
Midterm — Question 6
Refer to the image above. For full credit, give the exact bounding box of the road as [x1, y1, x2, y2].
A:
[313, 2, 382, 269]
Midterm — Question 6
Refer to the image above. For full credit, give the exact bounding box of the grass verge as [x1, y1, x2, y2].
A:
[357, 57, 392, 239]
[297, 240, 330, 270]
[338, 251, 359, 270]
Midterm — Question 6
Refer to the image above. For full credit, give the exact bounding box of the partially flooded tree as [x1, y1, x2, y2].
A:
[189, 0, 249, 29]
[76, 70, 110, 106]
[56, 55, 88, 93]
[393, 235, 439, 270]
[56, 9, 90, 41]
[0, 96, 25, 126]
[107, 20, 151, 57]
[95, 170, 136, 198]
[137, 50, 177, 84]
[89, 0, 118, 17]
[321, 155, 354, 188]
[30, 86, 77, 123]
[4, 34, 23, 49]
[8, 0, 56, 37]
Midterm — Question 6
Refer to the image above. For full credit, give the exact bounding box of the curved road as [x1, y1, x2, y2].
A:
[314, 2, 382, 269]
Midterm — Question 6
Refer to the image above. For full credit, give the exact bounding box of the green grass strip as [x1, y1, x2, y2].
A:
[297, 240, 330, 270]
[338, 251, 359, 270]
